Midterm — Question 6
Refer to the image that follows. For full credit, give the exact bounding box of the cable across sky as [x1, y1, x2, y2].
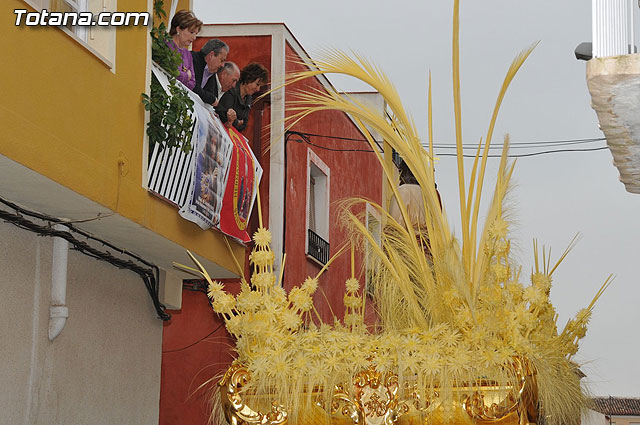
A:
[286, 130, 609, 158]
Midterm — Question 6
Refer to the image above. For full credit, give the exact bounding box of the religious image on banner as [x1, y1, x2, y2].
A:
[179, 111, 233, 230]
[218, 126, 263, 243]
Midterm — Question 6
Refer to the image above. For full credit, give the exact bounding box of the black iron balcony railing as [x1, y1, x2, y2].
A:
[307, 228, 330, 265]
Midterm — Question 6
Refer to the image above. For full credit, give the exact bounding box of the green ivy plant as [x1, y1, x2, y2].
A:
[141, 0, 194, 153]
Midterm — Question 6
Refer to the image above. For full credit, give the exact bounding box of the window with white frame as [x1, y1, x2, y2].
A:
[306, 149, 330, 265]
[55, 0, 90, 41]
[25, 0, 117, 68]
[365, 203, 381, 296]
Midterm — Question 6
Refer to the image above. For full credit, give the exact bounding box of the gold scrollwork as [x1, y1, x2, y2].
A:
[219, 363, 288, 425]
[461, 358, 530, 422]
[351, 365, 406, 425]
[463, 389, 518, 420]
[364, 392, 388, 417]
[332, 383, 365, 424]
[218, 358, 538, 425]
[401, 382, 440, 413]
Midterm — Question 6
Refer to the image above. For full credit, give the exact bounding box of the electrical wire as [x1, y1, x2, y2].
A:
[161, 323, 225, 353]
[0, 196, 170, 321]
[430, 138, 607, 149]
[436, 146, 609, 158]
[290, 137, 379, 153]
[290, 130, 385, 150]
[292, 129, 606, 149]
[286, 133, 608, 158]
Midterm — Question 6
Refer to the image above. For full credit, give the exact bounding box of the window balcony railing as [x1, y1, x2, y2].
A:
[147, 62, 202, 206]
[593, 0, 636, 58]
[307, 228, 330, 265]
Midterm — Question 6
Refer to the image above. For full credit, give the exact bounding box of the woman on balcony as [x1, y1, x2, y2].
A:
[216, 63, 269, 132]
[168, 10, 202, 90]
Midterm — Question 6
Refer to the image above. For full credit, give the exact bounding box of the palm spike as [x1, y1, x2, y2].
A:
[452, 0, 469, 271]
[172, 262, 205, 278]
[428, 71, 435, 182]
[277, 253, 287, 287]
[256, 184, 263, 228]
[465, 139, 483, 230]
[469, 44, 538, 270]
[223, 235, 245, 278]
[185, 250, 214, 286]
[549, 234, 580, 276]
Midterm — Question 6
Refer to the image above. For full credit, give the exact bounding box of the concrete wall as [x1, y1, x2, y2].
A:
[584, 409, 607, 425]
[0, 220, 163, 425]
[586, 54, 640, 194]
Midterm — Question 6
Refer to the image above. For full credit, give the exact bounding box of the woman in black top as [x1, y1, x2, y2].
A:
[216, 62, 269, 132]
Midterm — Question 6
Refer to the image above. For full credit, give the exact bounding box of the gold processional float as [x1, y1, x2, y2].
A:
[176, 1, 611, 424]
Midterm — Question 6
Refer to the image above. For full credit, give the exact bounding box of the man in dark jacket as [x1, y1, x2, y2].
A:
[191, 39, 229, 105]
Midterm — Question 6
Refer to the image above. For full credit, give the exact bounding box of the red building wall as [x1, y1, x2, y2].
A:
[159, 32, 382, 425]
[159, 283, 239, 425]
[282, 42, 383, 321]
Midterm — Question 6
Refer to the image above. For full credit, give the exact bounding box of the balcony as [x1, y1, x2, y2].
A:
[148, 63, 263, 238]
[147, 63, 206, 209]
[307, 228, 330, 265]
[585, 0, 640, 193]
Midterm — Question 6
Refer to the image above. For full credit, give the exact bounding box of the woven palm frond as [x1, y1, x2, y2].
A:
[188, 1, 611, 424]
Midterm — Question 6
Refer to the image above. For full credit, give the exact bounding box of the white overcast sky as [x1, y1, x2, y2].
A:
[194, 0, 640, 397]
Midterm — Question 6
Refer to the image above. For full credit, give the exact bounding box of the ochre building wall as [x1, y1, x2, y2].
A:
[1, 0, 243, 272]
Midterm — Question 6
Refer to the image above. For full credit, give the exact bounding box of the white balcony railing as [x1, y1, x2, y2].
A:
[148, 63, 262, 233]
[593, 0, 636, 58]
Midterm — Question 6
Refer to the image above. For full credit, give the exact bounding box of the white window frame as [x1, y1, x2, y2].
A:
[22, 0, 116, 70]
[305, 149, 330, 256]
[61, 0, 89, 41]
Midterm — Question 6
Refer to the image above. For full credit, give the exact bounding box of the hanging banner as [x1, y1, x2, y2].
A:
[218, 126, 263, 243]
[179, 106, 233, 230]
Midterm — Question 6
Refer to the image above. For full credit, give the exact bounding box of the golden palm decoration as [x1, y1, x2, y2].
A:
[175, 1, 611, 424]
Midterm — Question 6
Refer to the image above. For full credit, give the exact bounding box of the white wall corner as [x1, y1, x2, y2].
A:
[142, 0, 154, 189]
[158, 268, 182, 310]
[269, 26, 286, 274]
